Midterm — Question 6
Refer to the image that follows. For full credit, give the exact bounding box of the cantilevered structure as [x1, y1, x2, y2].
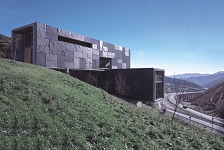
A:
[11, 22, 130, 70]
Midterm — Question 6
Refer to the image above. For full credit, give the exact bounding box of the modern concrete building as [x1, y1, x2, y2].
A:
[11, 22, 164, 102]
[11, 22, 130, 70]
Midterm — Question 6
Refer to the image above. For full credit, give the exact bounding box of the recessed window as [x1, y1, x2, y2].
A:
[100, 57, 111, 69]
[156, 73, 163, 82]
[156, 71, 164, 99]
[24, 32, 33, 64]
[58, 35, 92, 48]
[24, 32, 32, 47]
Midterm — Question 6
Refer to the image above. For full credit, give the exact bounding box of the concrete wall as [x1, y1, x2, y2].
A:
[12, 22, 130, 69]
[98, 69, 155, 101]
[69, 68, 164, 102]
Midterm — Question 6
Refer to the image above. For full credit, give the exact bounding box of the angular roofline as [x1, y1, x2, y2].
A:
[12, 22, 37, 32]
[12, 22, 130, 50]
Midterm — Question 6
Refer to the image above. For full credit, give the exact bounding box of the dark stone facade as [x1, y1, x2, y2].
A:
[69, 68, 165, 102]
[11, 22, 130, 69]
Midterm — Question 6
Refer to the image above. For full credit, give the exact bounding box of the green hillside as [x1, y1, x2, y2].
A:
[0, 58, 223, 149]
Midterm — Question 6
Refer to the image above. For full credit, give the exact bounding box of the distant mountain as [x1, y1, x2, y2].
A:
[185, 72, 224, 86]
[0, 34, 11, 59]
[165, 76, 203, 93]
[203, 76, 224, 88]
[170, 73, 209, 79]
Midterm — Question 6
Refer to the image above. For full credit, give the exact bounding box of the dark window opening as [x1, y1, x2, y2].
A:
[100, 57, 111, 69]
[58, 35, 92, 48]
[24, 32, 33, 64]
[156, 72, 163, 82]
[156, 82, 164, 99]
[24, 32, 32, 47]
[155, 71, 164, 99]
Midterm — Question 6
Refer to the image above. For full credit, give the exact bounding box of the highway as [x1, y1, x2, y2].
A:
[157, 93, 224, 134]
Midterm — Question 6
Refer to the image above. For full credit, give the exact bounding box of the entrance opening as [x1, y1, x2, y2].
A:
[24, 32, 33, 64]
[100, 57, 111, 69]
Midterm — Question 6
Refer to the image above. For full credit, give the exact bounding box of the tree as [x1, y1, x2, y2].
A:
[104, 78, 111, 92]
[115, 73, 129, 98]
[86, 70, 101, 87]
[0, 52, 6, 58]
[13, 33, 23, 61]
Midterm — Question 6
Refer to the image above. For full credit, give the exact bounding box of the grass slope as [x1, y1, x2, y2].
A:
[0, 58, 223, 149]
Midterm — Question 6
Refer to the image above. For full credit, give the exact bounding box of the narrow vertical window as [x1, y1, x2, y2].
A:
[24, 32, 33, 64]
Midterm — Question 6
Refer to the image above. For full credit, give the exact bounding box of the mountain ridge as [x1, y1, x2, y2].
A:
[203, 76, 224, 89]
[186, 72, 224, 86]
[165, 76, 203, 93]
[169, 73, 209, 79]
[169, 72, 224, 88]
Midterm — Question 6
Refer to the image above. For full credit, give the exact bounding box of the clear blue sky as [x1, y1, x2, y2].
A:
[1, 0, 224, 75]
